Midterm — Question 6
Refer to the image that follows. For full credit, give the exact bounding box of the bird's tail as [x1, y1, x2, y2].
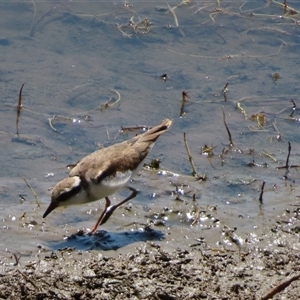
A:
[137, 118, 172, 143]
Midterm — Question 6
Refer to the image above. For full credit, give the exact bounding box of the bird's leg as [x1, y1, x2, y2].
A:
[90, 196, 111, 233]
[99, 186, 138, 226]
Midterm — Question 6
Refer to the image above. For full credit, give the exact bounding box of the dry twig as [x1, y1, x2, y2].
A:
[261, 274, 300, 300]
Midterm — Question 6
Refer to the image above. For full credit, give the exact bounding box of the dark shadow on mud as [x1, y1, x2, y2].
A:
[45, 228, 164, 251]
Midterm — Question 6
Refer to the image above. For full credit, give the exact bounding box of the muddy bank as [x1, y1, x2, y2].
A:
[1, 225, 300, 300]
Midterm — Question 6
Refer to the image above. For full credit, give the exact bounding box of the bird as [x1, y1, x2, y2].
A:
[43, 118, 172, 233]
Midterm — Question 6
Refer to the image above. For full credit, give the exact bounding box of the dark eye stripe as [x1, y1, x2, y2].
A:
[56, 182, 82, 202]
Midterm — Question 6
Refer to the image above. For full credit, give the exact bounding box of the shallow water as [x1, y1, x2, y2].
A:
[0, 0, 300, 254]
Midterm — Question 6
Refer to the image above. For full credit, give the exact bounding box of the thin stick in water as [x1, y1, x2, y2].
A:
[16, 84, 25, 136]
[285, 141, 291, 168]
[259, 181, 265, 204]
[22, 176, 40, 208]
[223, 82, 228, 102]
[223, 107, 234, 146]
[290, 99, 297, 118]
[183, 132, 201, 179]
[179, 91, 189, 117]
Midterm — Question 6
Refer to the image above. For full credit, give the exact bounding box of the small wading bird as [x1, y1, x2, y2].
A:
[43, 119, 172, 233]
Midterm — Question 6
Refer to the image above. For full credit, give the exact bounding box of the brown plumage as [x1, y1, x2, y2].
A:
[43, 119, 172, 232]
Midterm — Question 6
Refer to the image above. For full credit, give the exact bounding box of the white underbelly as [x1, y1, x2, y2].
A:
[89, 169, 134, 200]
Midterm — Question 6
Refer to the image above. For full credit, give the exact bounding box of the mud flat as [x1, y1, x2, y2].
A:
[1, 222, 300, 300]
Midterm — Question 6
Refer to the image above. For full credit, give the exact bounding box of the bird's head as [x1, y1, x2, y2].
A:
[43, 176, 82, 218]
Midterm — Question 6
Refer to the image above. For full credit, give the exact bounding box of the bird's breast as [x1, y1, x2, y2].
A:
[89, 169, 133, 199]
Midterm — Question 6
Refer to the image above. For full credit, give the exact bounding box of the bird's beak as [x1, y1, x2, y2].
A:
[43, 201, 58, 218]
